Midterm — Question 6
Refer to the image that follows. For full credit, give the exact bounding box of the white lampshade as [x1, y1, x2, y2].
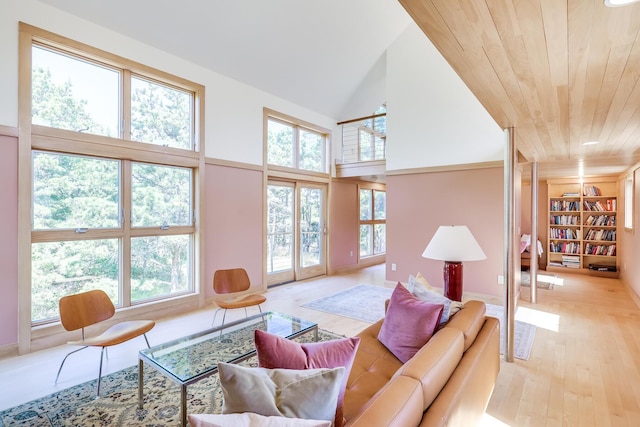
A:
[422, 225, 486, 262]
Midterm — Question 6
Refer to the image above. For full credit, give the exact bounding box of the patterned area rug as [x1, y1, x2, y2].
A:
[0, 327, 342, 427]
[521, 271, 556, 290]
[485, 303, 536, 360]
[302, 284, 393, 323]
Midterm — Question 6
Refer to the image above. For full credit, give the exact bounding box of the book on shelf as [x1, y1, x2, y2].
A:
[584, 186, 601, 196]
[562, 192, 580, 197]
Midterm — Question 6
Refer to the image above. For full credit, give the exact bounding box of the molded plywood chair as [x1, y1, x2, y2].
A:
[211, 268, 266, 327]
[55, 289, 155, 397]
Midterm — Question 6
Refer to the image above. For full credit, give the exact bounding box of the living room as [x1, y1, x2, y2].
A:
[2, 0, 640, 425]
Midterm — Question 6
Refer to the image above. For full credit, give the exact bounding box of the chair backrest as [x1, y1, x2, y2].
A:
[59, 289, 116, 332]
[213, 268, 251, 294]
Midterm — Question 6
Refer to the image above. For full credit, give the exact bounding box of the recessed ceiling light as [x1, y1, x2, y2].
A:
[583, 141, 599, 145]
[605, 0, 640, 7]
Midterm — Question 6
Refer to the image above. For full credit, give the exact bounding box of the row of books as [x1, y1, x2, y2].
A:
[562, 254, 581, 268]
[550, 241, 580, 254]
[550, 214, 580, 225]
[584, 215, 616, 226]
[584, 185, 602, 196]
[584, 243, 616, 256]
[549, 228, 580, 239]
[584, 229, 616, 241]
[583, 199, 616, 212]
[550, 200, 580, 211]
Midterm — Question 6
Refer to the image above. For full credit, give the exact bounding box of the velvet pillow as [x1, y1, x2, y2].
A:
[188, 413, 331, 427]
[218, 362, 343, 423]
[378, 283, 444, 363]
[254, 330, 360, 427]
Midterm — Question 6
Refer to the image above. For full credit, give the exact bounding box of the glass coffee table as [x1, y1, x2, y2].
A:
[138, 311, 318, 427]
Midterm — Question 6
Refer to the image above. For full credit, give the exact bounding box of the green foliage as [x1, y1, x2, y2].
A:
[30, 64, 193, 322]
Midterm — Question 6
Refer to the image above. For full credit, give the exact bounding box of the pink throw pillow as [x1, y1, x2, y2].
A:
[377, 282, 444, 363]
[254, 330, 360, 427]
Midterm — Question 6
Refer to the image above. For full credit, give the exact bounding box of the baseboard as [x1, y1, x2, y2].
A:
[0, 342, 18, 359]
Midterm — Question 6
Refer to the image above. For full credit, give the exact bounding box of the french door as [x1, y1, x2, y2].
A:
[266, 180, 326, 286]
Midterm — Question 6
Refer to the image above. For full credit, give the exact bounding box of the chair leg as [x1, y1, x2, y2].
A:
[211, 308, 222, 327]
[96, 346, 107, 398]
[54, 346, 88, 385]
[143, 333, 151, 348]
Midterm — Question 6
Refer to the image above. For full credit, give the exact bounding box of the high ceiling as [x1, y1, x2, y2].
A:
[38, 0, 411, 120]
[398, 0, 640, 179]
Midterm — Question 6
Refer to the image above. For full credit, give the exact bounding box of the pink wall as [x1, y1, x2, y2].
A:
[521, 181, 548, 268]
[386, 167, 504, 297]
[204, 164, 264, 296]
[328, 181, 359, 271]
[0, 135, 18, 346]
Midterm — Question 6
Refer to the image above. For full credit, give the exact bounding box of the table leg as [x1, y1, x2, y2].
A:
[181, 384, 187, 427]
[138, 359, 144, 409]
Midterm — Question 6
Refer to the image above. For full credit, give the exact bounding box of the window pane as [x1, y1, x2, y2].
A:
[299, 129, 323, 172]
[131, 77, 193, 150]
[360, 224, 372, 257]
[33, 152, 120, 230]
[374, 224, 386, 254]
[359, 129, 373, 161]
[267, 119, 294, 167]
[32, 239, 120, 322]
[131, 163, 192, 227]
[360, 189, 372, 221]
[375, 135, 385, 160]
[300, 187, 322, 268]
[267, 185, 294, 273]
[32, 45, 120, 137]
[374, 190, 386, 220]
[131, 235, 190, 302]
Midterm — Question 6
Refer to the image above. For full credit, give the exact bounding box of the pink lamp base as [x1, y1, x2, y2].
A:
[443, 261, 463, 302]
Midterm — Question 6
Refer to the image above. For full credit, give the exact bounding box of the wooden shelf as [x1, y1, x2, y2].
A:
[547, 178, 618, 272]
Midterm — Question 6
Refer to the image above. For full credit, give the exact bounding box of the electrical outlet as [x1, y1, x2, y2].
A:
[350, 250, 353, 257]
[497, 275, 504, 285]
[391, 263, 397, 271]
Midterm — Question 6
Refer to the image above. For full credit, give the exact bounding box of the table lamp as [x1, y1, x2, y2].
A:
[422, 225, 486, 302]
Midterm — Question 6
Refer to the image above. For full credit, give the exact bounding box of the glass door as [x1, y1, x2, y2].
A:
[267, 181, 326, 286]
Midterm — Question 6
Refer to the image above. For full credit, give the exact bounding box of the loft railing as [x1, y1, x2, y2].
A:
[337, 113, 386, 164]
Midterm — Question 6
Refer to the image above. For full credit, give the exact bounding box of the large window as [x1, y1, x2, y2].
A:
[267, 114, 328, 173]
[360, 187, 386, 257]
[22, 25, 203, 325]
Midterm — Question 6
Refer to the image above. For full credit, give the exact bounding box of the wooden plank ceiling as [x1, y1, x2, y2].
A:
[398, 0, 640, 178]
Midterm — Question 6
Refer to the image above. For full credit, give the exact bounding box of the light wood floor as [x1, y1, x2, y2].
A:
[1, 264, 640, 427]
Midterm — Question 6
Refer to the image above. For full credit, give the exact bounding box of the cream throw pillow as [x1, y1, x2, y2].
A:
[408, 273, 464, 320]
[218, 362, 344, 423]
[188, 413, 331, 427]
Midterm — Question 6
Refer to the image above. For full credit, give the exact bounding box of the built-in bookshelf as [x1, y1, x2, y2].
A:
[547, 178, 618, 273]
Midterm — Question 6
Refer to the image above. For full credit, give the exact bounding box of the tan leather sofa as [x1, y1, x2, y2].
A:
[343, 300, 500, 427]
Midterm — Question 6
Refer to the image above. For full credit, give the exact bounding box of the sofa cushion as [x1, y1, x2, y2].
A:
[254, 330, 360, 427]
[377, 283, 443, 363]
[344, 319, 404, 422]
[188, 413, 331, 427]
[444, 300, 487, 351]
[218, 362, 344, 423]
[394, 327, 464, 411]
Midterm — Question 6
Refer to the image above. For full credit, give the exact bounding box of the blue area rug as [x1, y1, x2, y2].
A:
[302, 284, 393, 323]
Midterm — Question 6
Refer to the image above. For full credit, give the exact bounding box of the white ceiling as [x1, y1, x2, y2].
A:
[38, 0, 412, 120]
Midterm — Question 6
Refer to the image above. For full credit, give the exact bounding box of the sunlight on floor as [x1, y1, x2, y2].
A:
[480, 412, 511, 426]
[516, 306, 560, 332]
[537, 273, 565, 286]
